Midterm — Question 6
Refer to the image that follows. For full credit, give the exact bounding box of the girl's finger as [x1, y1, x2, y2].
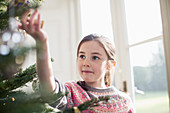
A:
[35, 13, 41, 30]
[21, 9, 31, 29]
[18, 23, 23, 29]
[29, 9, 38, 28]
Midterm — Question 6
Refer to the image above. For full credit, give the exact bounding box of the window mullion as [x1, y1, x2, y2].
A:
[110, 0, 135, 102]
[129, 35, 163, 48]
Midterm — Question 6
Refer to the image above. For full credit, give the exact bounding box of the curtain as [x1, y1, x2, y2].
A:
[160, 0, 170, 108]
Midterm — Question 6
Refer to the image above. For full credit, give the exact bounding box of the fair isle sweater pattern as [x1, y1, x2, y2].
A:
[64, 81, 134, 113]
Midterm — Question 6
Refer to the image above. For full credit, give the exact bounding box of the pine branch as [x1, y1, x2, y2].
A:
[0, 73, 5, 82]
[0, 0, 44, 32]
[0, 46, 36, 80]
[60, 96, 110, 113]
[0, 91, 46, 113]
[0, 64, 37, 93]
[0, 19, 8, 32]
[0, 90, 68, 113]
[0, 8, 8, 19]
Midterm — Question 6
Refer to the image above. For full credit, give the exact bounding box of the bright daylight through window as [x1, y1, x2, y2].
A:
[125, 0, 169, 113]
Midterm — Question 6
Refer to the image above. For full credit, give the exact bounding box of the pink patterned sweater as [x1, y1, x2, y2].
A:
[51, 80, 135, 113]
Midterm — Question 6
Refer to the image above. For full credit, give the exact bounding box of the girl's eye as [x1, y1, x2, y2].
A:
[79, 55, 86, 59]
[92, 56, 100, 60]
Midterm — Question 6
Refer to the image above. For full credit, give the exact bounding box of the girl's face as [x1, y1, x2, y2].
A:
[77, 41, 109, 88]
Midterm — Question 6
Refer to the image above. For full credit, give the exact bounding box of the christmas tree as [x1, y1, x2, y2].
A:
[0, 0, 43, 79]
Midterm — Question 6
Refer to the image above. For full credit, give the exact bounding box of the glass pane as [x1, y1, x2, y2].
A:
[80, 0, 113, 39]
[124, 0, 162, 44]
[130, 40, 169, 113]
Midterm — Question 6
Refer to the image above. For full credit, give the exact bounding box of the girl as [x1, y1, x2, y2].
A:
[20, 10, 135, 113]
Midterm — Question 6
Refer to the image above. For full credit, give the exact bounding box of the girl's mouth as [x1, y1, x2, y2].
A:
[82, 70, 93, 74]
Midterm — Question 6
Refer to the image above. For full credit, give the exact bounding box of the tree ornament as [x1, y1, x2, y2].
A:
[73, 107, 81, 113]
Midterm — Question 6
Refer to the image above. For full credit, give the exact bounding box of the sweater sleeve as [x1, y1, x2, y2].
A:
[49, 78, 73, 110]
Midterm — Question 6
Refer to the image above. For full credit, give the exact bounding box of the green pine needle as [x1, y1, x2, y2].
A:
[0, 64, 37, 93]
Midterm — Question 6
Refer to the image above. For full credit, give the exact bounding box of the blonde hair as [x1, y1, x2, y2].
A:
[77, 34, 116, 86]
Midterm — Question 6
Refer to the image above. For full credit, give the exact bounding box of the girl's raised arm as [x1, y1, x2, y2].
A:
[20, 9, 56, 95]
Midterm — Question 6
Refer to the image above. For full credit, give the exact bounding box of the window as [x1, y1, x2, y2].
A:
[124, 0, 169, 112]
[125, 0, 162, 45]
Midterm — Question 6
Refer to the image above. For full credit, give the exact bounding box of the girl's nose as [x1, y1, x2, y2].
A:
[83, 59, 90, 67]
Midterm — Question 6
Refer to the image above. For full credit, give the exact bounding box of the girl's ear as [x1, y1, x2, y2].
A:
[106, 60, 116, 70]
[111, 60, 116, 67]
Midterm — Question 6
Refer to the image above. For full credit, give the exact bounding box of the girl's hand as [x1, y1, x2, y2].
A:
[20, 9, 47, 43]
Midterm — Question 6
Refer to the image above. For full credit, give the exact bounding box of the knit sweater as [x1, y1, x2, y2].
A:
[51, 80, 135, 113]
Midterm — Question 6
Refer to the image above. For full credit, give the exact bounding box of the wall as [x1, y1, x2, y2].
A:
[23, 0, 82, 82]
